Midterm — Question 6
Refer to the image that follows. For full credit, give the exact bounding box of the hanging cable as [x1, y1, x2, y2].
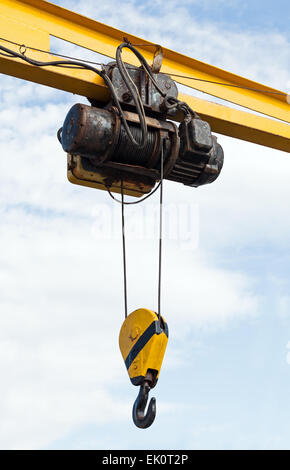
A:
[106, 180, 162, 205]
[157, 139, 165, 320]
[112, 141, 165, 320]
[121, 180, 128, 319]
[115, 43, 148, 149]
[0, 36, 286, 97]
[114, 41, 167, 148]
[0, 41, 148, 149]
[0, 36, 103, 65]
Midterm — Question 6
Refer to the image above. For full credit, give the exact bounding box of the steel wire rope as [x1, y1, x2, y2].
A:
[118, 142, 165, 320]
[0, 36, 287, 96]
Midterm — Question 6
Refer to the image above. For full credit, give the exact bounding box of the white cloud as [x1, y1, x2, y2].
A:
[51, 0, 289, 90]
[0, 215, 259, 448]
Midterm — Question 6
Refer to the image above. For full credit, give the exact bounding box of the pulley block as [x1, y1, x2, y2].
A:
[119, 308, 168, 387]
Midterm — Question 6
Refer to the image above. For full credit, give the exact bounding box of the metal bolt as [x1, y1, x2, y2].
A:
[122, 92, 132, 102]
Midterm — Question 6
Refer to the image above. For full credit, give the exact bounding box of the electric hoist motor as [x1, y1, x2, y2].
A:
[59, 61, 224, 197]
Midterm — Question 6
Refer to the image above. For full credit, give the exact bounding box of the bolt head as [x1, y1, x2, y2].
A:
[122, 92, 132, 102]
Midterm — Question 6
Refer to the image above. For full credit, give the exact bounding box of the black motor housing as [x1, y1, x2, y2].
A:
[61, 103, 223, 188]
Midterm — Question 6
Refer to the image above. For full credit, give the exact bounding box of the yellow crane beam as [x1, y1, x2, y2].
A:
[0, 0, 289, 152]
[178, 94, 290, 153]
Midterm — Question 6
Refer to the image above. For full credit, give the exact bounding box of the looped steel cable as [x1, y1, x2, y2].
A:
[106, 180, 162, 205]
[121, 180, 128, 319]
[117, 42, 167, 97]
[115, 42, 168, 149]
[117, 140, 165, 320]
[116, 43, 148, 148]
[157, 140, 165, 320]
[19, 44, 27, 55]
[0, 41, 151, 151]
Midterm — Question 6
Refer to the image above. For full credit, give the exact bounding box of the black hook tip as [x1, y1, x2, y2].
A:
[132, 383, 156, 429]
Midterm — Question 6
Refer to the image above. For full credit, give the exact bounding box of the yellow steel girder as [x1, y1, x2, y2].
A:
[0, 0, 289, 153]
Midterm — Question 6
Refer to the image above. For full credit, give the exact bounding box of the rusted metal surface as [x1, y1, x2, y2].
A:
[122, 110, 176, 130]
[61, 56, 224, 194]
[105, 161, 159, 178]
[105, 63, 178, 115]
[62, 104, 119, 164]
[62, 102, 223, 190]
[67, 154, 155, 197]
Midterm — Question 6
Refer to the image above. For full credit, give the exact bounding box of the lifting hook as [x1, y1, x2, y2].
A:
[132, 380, 156, 429]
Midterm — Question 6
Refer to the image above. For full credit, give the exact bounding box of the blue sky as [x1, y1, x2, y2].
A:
[0, 0, 289, 450]
[175, 0, 290, 37]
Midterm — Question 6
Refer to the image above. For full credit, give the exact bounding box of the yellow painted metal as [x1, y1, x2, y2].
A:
[67, 154, 155, 197]
[0, 0, 288, 123]
[179, 94, 290, 153]
[0, 0, 289, 153]
[119, 309, 168, 386]
[0, 14, 109, 101]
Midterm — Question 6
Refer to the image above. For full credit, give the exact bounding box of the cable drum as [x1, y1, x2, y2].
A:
[112, 123, 158, 167]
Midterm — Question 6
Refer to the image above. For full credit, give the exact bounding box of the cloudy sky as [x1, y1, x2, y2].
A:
[0, 0, 289, 450]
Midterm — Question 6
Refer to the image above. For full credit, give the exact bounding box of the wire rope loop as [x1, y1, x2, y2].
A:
[19, 44, 27, 55]
[115, 43, 148, 149]
[121, 180, 128, 319]
[114, 138, 166, 321]
[157, 139, 165, 320]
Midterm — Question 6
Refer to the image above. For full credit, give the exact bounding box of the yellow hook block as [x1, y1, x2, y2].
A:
[119, 308, 168, 387]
